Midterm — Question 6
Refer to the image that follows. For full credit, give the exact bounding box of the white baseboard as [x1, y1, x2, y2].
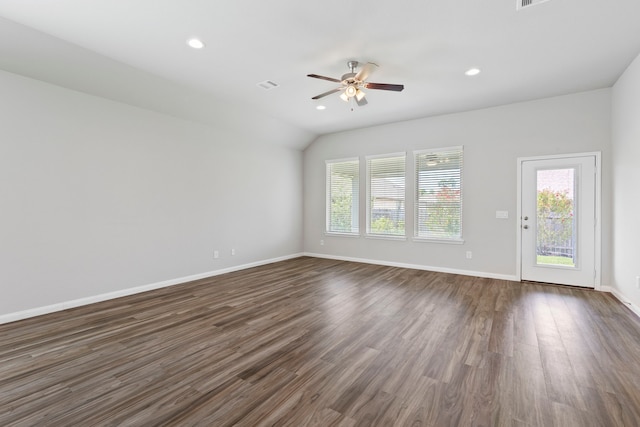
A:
[0, 253, 304, 325]
[303, 252, 518, 282]
[306, 253, 639, 319]
[601, 286, 640, 318]
[15, 253, 627, 325]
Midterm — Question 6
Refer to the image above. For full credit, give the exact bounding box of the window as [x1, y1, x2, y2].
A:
[415, 147, 463, 241]
[326, 158, 359, 234]
[367, 153, 406, 237]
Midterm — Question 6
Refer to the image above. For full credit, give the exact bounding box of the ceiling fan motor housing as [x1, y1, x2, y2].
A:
[341, 72, 357, 83]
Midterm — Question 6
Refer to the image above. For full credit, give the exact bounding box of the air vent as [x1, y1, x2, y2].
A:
[256, 80, 279, 90]
[517, 0, 550, 10]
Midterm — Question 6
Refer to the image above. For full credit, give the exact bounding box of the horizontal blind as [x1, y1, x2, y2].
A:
[326, 159, 359, 234]
[367, 154, 406, 236]
[415, 147, 463, 240]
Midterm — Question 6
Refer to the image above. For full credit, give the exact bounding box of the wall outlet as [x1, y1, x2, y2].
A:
[466, 251, 473, 259]
[213, 250, 219, 259]
[231, 248, 236, 256]
[320, 239, 324, 246]
[636, 276, 640, 289]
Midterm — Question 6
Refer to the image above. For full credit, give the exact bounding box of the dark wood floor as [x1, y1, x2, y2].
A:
[2, 257, 640, 426]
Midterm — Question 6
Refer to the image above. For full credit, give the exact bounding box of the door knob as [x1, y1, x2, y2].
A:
[524, 216, 529, 221]
[523, 225, 529, 229]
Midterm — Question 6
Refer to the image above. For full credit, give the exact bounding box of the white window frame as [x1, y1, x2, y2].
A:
[413, 146, 464, 244]
[366, 152, 407, 240]
[326, 157, 360, 236]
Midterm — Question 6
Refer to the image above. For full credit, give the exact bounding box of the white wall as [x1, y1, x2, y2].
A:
[0, 16, 315, 151]
[0, 70, 304, 318]
[304, 89, 612, 280]
[612, 52, 640, 310]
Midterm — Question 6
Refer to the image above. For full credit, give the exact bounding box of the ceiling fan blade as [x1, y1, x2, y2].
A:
[356, 96, 368, 107]
[311, 88, 342, 100]
[365, 82, 404, 92]
[355, 62, 378, 82]
[307, 74, 342, 83]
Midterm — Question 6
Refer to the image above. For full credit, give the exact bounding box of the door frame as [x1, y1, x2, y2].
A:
[516, 152, 602, 290]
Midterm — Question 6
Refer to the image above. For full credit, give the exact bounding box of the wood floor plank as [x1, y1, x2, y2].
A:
[2, 257, 640, 425]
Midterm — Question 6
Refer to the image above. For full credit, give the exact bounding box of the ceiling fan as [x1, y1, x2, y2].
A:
[307, 61, 404, 106]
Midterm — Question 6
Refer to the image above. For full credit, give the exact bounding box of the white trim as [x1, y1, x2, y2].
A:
[0, 253, 303, 325]
[325, 156, 359, 164]
[516, 151, 602, 289]
[602, 286, 640, 319]
[412, 237, 465, 245]
[365, 151, 407, 160]
[304, 252, 518, 281]
[413, 145, 464, 156]
[324, 232, 361, 238]
[516, 158, 523, 282]
[594, 153, 602, 290]
[365, 234, 407, 241]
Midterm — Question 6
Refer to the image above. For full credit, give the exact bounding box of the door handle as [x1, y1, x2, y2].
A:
[523, 225, 529, 229]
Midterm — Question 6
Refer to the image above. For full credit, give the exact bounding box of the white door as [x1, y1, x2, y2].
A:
[520, 155, 597, 287]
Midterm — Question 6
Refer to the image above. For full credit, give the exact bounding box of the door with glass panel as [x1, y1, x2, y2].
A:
[520, 155, 597, 287]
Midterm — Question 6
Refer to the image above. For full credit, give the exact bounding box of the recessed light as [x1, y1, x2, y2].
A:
[316, 105, 326, 110]
[465, 67, 481, 76]
[187, 38, 205, 49]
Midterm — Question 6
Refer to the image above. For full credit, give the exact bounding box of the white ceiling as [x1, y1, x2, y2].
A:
[1, 0, 639, 143]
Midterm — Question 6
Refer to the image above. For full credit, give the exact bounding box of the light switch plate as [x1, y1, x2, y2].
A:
[496, 210, 509, 219]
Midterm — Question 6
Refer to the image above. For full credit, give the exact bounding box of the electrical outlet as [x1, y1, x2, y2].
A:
[231, 248, 236, 256]
[466, 251, 472, 259]
[636, 276, 640, 289]
[320, 240, 324, 246]
[213, 250, 219, 259]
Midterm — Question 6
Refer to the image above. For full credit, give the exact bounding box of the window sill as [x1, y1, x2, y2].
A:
[412, 237, 465, 245]
[325, 232, 360, 238]
[365, 234, 407, 241]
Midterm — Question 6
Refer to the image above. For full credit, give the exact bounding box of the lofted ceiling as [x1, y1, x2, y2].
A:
[1, 0, 640, 146]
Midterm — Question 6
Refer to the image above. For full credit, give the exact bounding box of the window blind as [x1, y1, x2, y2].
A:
[367, 153, 406, 236]
[415, 147, 463, 240]
[326, 159, 359, 234]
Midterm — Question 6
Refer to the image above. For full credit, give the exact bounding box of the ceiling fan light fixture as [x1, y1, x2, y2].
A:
[345, 85, 357, 98]
[339, 92, 349, 102]
[355, 89, 366, 101]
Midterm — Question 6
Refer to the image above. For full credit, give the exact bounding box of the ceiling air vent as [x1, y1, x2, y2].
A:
[517, 0, 550, 10]
[256, 80, 279, 90]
